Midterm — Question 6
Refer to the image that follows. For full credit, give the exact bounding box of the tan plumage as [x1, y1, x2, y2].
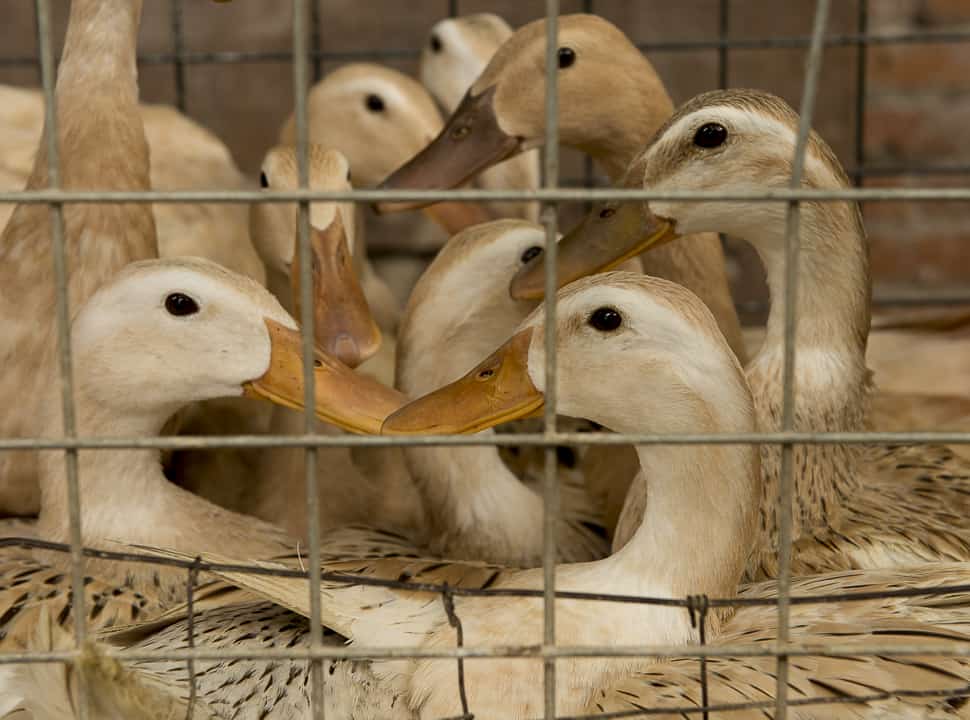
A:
[94, 273, 970, 719]
[0, 0, 157, 517]
[196, 143, 425, 542]
[393, 13, 745, 362]
[573, 89, 970, 580]
[419, 13, 540, 222]
[394, 219, 608, 564]
[0, 259, 327, 653]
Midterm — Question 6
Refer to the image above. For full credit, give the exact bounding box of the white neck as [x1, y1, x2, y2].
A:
[741, 200, 871, 571]
[404, 442, 550, 566]
[534, 418, 759, 710]
[36, 374, 291, 598]
[396, 274, 598, 566]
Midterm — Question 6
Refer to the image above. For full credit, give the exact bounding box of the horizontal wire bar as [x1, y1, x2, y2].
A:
[6, 429, 970, 451]
[1, 27, 968, 69]
[1, 188, 970, 204]
[2, 639, 969, 665]
[5, 538, 970, 611]
[557, 685, 970, 720]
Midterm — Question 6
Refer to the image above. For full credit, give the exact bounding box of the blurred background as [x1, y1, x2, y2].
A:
[2, 0, 969, 321]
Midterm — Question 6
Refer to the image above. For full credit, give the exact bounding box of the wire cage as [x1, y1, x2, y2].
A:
[2, 0, 970, 718]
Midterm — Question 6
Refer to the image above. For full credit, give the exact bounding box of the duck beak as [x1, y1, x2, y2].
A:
[244, 319, 407, 435]
[290, 212, 382, 369]
[509, 201, 677, 301]
[420, 201, 493, 235]
[375, 86, 521, 216]
[382, 328, 543, 435]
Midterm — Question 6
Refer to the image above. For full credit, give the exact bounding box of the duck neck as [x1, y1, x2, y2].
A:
[36, 379, 289, 595]
[559, 429, 758, 657]
[36, 382, 178, 549]
[397, 279, 557, 565]
[34, 0, 148, 192]
[574, 64, 674, 183]
[603, 440, 758, 605]
[744, 200, 871, 564]
[404, 441, 548, 566]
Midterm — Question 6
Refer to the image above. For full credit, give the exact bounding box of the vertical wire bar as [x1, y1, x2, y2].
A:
[852, 0, 869, 187]
[169, 0, 187, 113]
[310, 0, 323, 83]
[581, 0, 595, 203]
[718, 0, 730, 89]
[34, 1, 88, 718]
[292, 0, 325, 717]
[32, 6, 43, 84]
[774, 1, 831, 719]
[448, 0, 459, 17]
[542, 2, 561, 719]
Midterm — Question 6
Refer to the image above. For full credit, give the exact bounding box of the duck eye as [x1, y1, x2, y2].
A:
[693, 122, 728, 149]
[164, 292, 199, 317]
[365, 94, 385, 113]
[259, 171, 269, 189]
[558, 47, 576, 69]
[599, 207, 616, 219]
[430, 34, 443, 53]
[588, 306, 622, 332]
[520, 245, 543, 263]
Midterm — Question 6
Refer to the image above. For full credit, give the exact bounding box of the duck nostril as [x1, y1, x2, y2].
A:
[478, 368, 494, 379]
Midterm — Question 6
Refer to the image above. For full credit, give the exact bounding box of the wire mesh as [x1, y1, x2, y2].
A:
[2, 0, 970, 718]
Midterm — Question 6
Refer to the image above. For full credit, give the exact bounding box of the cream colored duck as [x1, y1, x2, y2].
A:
[0, 257, 406, 647]
[0, 0, 158, 518]
[515, 89, 970, 580]
[0, 86, 264, 284]
[64, 274, 970, 719]
[380, 13, 745, 363]
[220, 143, 425, 541]
[278, 62, 491, 255]
[395, 218, 607, 564]
[420, 13, 540, 223]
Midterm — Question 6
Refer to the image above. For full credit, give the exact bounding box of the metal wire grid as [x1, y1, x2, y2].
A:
[4, 0, 970, 718]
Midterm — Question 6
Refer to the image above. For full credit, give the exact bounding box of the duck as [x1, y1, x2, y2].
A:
[57, 273, 970, 719]
[394, 218, 608, 564]
[419, 13, 541, 223]
[513, 88, 970, 580]
[0, 87, 264, 284]
[0, 0, 158, 518]
[192, 143, 425, 541]
[278, 63, 491, 256]
[379, 13, 746, 364]
[0, 257, 407, 647]
[0, 0, 270, 521]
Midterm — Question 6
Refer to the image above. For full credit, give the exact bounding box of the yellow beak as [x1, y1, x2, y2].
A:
[244, 319, 407, 435]
[290, 211, 382, 369]
[510, 201, 677, 301]
[382, 328, 543, 435]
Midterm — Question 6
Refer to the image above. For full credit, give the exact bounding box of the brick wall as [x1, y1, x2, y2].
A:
[1, 1, 968, 312]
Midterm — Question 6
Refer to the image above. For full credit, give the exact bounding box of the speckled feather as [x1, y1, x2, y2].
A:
[593, 564, 970, 719]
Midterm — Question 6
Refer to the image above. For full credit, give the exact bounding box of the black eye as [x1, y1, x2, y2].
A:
[520, 246, 542, 263]
[165, 292, 199, 317]
[558, 47, 576, 69]
[599, 207, 615, 219]
[365, 94, 385, 112]
[693, 122, 727, 149]
[259, 172, 269, 188]
[588, 306, 622, 332]
[430, 34, 442, 53]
